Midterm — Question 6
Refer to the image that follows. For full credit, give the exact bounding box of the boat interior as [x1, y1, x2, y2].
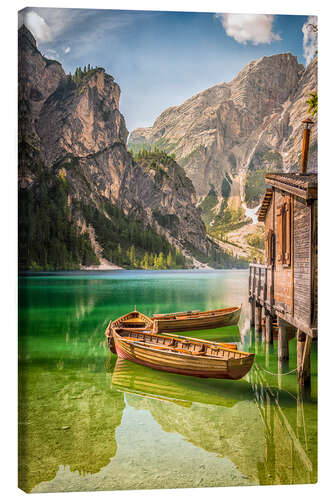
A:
[114, 328, 249, 360]
[113, 312, 153, 330]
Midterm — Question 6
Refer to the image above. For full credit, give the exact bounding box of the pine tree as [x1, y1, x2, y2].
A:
[149, 253, 155, 268]
[307, 92, 318, 117]
[141, 252, 149, 269]
[153, 254, 159, 269]
[167, 251, 173, 268]
[117, 243, 122, 265]
[157, 252, 165, 269]
[175, 250, 184, 267]
[128, 245, 136, 268]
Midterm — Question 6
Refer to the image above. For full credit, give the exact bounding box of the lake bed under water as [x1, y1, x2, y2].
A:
[18, 270, 317, 492]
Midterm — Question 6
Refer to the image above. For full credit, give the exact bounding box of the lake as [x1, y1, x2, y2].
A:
[18, 269, 317, 492]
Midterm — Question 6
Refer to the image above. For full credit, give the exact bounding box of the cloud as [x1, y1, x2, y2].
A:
[216, 13, 281, 45]
[302, 16, 318, 66]
[18, 7, 158, 60]
[43, 48, 59, 60]
[18, 10, 52, 42]
[64, 47, 71, 54]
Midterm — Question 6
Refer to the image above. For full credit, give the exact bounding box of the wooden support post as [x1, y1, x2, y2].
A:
[265, 341, 270, 368]
[255, 302, 262, 334]
[263, 267, 268, 302]
[297, 329, 305, 379]
[265, 310, 273, 344]
[297, 330, 312, 386]
[261, 316, 266, 344]
[278, 317, 289, 361]
[250, 297, 255, 327]
[249, 265, 252, 295]
[257, 268, 262, 300]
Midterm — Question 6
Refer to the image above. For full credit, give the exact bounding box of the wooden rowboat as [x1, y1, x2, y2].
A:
[152, 305, 242, 333]
[106, 326, 239, 355]
[105, 310, 153, 353]
[111, 328, 254, 380]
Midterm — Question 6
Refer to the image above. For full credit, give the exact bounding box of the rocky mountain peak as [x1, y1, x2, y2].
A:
[37, 66, 128, 166]
[229, 53, 304, 119]
[18, 26, 218, 270]
[129, 51, 317, 201]
[18, 24, 37, 49]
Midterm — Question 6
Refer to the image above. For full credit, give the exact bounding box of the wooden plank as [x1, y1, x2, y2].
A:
[311, 199, 318, 328]
[266, 178, 310, 200]
[285, 197, 291, 266]
[277, 206, 283, 263]
[293, 199, 311, 327]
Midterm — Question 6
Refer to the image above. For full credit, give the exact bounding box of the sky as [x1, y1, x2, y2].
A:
[18, 8, 318, 133]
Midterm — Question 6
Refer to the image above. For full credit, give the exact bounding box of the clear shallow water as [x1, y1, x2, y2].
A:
[18, 270, 317, 492]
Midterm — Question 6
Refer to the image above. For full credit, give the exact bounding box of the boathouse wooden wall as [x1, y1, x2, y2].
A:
[311, 200, 318, 328]
[264, 189, 293, 316]
[264, 196, 274, 305]
[260, 187, 317, 336]
[293, 197, 312, 328]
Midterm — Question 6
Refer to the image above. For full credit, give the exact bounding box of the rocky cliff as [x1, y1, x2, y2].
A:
[18, 25, 219, 270]
[129, 52, 317, 208]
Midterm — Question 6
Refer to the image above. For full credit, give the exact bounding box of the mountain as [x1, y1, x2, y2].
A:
[19, 25, 242, 271]
[129, 53, 317, 259]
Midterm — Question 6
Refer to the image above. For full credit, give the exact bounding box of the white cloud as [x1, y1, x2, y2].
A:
[302, 16, 318, 66]
[217, 13, 281, 45]
[43, 48, 59, 60]
[18, 10, 52, 42]
[18, 7, 156, 59]
[64, 47, 71, 54]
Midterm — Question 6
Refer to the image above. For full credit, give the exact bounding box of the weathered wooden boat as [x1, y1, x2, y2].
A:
[152, 305, 242, 333]
[106, 326, 238, 354]
[111, 328, 254, 379]
[105, 310, 153, 353]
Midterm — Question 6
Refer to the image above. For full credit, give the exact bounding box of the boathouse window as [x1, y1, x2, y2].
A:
[265, 229, 274, 265]
[277, 197, 291, 266]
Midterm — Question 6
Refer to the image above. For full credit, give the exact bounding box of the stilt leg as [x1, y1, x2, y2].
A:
[298, 331, 312, 387]
[255, 302, 262, 334]
[265, 311, 273, 344]
[250, 297, 255, 327]
[278, 317, 289, 361]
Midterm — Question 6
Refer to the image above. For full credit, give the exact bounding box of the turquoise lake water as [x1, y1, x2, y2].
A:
[18, 269, 317, 492]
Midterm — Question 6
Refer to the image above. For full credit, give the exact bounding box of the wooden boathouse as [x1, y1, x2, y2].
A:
[249, 119, 317, 385]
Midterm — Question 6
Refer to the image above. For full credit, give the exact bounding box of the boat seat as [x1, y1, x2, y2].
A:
[138, 342, 171, 350]
[173, 348, 205, 355]
[121, 337, 144, 341]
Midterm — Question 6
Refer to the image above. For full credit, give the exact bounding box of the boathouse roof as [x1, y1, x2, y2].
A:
[258, 172, 318, 222]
